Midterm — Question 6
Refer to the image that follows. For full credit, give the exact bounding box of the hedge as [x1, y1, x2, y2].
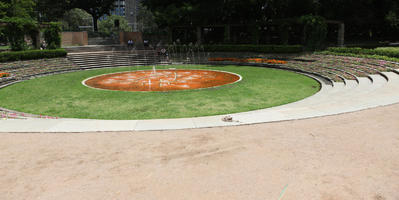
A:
[203, 45, 303, 53]
[0, 49, 67, 62]
[317, 51, 399, 63]
[168, 44, 303, 54]
[326, 47, 399, 58]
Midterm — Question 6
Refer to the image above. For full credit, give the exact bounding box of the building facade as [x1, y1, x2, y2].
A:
[112, 0, 126, 16]
[112, 0, 141, 31]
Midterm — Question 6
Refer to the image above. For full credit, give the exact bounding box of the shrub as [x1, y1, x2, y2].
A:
[317, 51, 399, 63]
[2, 17, 38, 51]
[326, 47, 399, 58]
[0, 27, 6, 45]
[300, 15, 327, 51]
[43, 22, 62, 49]
[0, 49, 67, 62]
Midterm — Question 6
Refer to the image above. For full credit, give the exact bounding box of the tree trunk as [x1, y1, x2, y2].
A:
[167, 26, 173, 43]
[92, 16, 99, 32]
[338, 23, 345, 47]
[224, 25, 231, 43]
[196, 26, 202, 45]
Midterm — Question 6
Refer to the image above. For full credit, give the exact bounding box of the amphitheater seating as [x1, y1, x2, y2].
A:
[67, 50, 170, 69]
[0, 58, 80, 87]
[1, 53, 399, 122]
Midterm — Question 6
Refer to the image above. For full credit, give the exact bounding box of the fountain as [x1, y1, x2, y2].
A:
[83, 42, 232, 92]
[84, 69, 241, 92]
[152, 66, 157, 74]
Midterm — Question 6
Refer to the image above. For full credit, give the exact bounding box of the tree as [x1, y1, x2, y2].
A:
[0, 0, 38, 50]
[44, 22, 62, 49]
[386, 11, 399, 29]
[0, 1, 11, 43]
[71, 0, 115, 32]
[143, 0, 399, 44]
[36, 0, 73, 22]
[300, 14, 327, 50]
[137, 3, 158, 34]
[62, 8, 92, 31]
[0, 1, 10, 19]
[98, 15, 132, 36]
[0, 0, 36, 19]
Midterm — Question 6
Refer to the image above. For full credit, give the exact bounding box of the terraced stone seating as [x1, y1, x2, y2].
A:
[67, 50, 171, 69]
[0, 58, 80, 88]
[285, 54, 399, 84]
[0, 76, 16, 87]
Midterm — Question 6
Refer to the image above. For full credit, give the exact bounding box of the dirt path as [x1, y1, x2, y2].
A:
[1, 104, 399, 200]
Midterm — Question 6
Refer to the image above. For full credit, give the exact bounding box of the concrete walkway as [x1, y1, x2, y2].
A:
[1, 71, 398, 133]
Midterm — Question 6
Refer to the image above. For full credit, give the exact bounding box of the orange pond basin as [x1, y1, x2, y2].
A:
[83, 69, 242, 92]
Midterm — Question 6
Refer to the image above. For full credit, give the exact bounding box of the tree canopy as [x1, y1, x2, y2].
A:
[35, 0, 115, 31]
[69, 0, 115, 31]
[144, 0, 399, 42]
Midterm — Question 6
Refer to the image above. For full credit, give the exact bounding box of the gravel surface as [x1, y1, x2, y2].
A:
[1, 104, 399, 200]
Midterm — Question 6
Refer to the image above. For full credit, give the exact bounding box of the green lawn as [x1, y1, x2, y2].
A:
[0, 46, 10, 50]
[0, 65, 320, 120]
[375, 47, 399, 53]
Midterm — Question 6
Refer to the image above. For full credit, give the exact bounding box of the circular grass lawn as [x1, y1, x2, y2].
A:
[0, 65, 320, 120]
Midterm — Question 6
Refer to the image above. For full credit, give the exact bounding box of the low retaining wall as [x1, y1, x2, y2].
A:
[62, 32, 88, 46]
[119, 32, 143, 46]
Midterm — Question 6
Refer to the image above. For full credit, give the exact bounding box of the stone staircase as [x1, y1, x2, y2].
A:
[64, 45, 130, 53]
[88, 37, 119, 45]
[67, 50, 170, 69]
[0, 58, 81, 89]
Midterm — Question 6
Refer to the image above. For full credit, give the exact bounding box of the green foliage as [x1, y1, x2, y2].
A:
[0, 1, 10, 19]
[8, 0, 36, 19]
[0, 0, 38, 50]
[43, 22, 62, 49]
[345, 42, 390, 49]
[0, 27, 6, 44]
[326, 47, 399, 58]
[0, 49, 67, 62]
[71, 0, 116, 31]
[317, 51, 399, 63]
[37, 0, 73, 22]
[200, 44, 303, 54]
[98, 15, 132, 36]
[144, 0, 399, 43]
[61, 8, 92, 31]
[137, 3, 158, 34]
[300, 15, 327, 51]
[2, 17, 38, 51]
[386, 11, 399, 29]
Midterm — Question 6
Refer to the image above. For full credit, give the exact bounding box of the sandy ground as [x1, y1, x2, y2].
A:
[1, 105, 399, 200]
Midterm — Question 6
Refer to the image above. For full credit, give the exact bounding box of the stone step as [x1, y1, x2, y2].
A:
[69, 57, 159, 61]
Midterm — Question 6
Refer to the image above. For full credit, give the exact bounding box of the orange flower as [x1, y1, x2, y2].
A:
[209, 58, 287, 64]
[0, 72, 10, 78]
